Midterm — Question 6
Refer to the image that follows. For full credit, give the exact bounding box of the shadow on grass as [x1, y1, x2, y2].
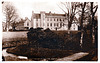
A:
[74, 48, 98, 61]
[6, 44, 79, 61]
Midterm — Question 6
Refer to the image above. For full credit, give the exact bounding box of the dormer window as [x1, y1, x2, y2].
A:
[54, 18, 55, 21]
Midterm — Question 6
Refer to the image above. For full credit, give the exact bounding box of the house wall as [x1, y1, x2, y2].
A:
[70, 23, 78, 31]
[24, 18, 31, 29]
[36, 19, 41, 28]
[31, 11, 78, 31]
[40, 11, 46, 29]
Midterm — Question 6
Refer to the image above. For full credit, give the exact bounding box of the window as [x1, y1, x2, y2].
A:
[54, 23, 56, 26]
[36, 23, 38, 27]
[50, 23, 52, 26]
[73, 24, 75, 27]
[54, 18, 55, 21]
[47, 18, 49, 21]
[63, 23, 64, 26]
[60, 23, 61, 26]
[74, 28, 75, 30]
[27, 22, 29, 26]
[36, 18, 38, 21]
[47, 23, 49, 26]
[57, 23, 58, 26]
[60, 19, 62, 21]
[57, 19, 58, 21]
[63, 19, 64, 21]
[50, 18, 52, 21]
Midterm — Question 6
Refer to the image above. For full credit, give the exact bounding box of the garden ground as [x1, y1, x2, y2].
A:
[2, 31, 98, 61]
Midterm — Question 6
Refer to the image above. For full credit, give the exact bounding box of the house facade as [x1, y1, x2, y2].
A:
[24, 17, 31, 29]
[31, 11, 78, 31]
[3, 11, 78, 31]
[70, 20, 79, 31]
[16, 17, 31, 30]
[31, 11, 69, 30]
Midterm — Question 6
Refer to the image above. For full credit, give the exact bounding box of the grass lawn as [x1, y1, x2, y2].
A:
[7, 44, 78, 61]
[3, 30, 81, 61]
[2, 39, 28, 49]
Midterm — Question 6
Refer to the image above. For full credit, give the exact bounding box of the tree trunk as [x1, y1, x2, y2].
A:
[91, 17, 95, 47]
[6, 22, 9, 32]
[7, 28, 9, 32]
[80, 31, 83, 48]
[80, 2, 86, 49]
[91, 2, 96, 48]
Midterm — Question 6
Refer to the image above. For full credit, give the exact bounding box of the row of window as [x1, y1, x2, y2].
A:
[35, 18, 65, 21]
[47, 23, 59, 27]
[47, 18, 64, 21]
[36, 23, 64, 27]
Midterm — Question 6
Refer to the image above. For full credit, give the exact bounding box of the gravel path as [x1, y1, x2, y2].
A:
[56, 52, 89, 61]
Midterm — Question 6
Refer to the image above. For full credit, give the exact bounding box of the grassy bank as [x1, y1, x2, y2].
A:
[2, 31, 28, 42]
[2, 31, 28, 49]
[7, 45, 78, 61]
[4, 30, 81, 60]
[2, 38, 28, 49]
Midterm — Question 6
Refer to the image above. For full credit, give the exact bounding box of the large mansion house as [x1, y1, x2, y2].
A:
[2, 11, 78, 31]
[31, 11, 78, 31]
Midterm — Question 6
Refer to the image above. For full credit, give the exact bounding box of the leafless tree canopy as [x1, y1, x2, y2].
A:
[59, 2, 98, 48]
[2, 2, 18, 31]
[59, 2, 98, 30]
[58, 2, 81, 30]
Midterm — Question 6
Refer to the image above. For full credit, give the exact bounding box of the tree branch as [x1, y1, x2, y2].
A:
[93, 5, 98, 15]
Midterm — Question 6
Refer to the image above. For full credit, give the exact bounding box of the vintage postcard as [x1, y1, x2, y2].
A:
[2, 0, 98, 62]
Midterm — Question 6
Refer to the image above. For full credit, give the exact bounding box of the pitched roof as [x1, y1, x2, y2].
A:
[45, 13, 65, 16]
[33, 12, 66, 19]
[34, 14, 41, 19]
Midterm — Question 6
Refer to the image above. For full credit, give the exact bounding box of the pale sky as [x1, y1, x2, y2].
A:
[2, 0, 66, 20]
[15, 1, 65, 19]
[2, 0, 98, 20]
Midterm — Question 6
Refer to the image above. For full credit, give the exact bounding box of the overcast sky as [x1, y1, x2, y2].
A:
[2, 0, 67, 20]
[2, 0, 98, 20]
[15, 1, 65, 19]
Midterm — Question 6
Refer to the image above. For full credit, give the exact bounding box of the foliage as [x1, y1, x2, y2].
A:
[6, 28, 81, 59]
[27, 28, 81, 50]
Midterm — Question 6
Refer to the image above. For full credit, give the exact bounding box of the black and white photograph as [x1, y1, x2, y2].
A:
[2, 0, 98, 61]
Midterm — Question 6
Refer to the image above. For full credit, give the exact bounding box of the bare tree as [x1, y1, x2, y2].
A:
[59, 2, 98, 50]
[78, 2, 98, 49]
[58, 2, 80, 32]
[90, 2, 98, 46]
[2, 2, 18, 31]
[78, 2, 87, 48]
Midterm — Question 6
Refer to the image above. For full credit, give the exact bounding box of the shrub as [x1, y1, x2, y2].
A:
[6, 28, 82, 59]
[27, 28, 62, 49]
[27, 27, 44, 46]
[27, 28, 81, 50]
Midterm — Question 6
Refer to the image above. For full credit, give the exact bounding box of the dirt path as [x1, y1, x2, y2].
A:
[56, 52, 89, 61]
